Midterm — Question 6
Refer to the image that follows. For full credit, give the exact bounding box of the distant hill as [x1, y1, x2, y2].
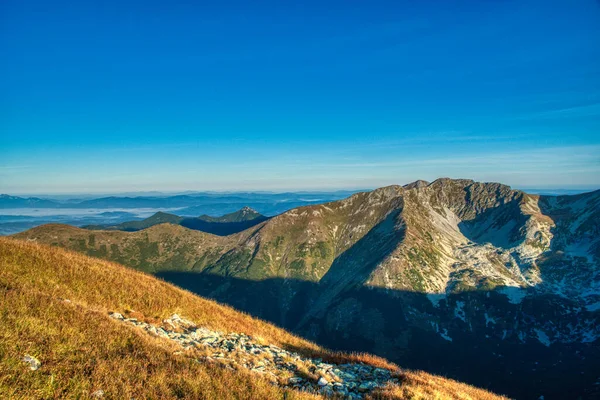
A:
[84, 211, 184, 232]
[84, 207, 269, 236]
[197, 206, 265, 223]
[0, 237, 505, 399]
[0, 194, 59, 208]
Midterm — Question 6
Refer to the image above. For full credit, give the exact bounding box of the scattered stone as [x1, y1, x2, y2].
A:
[109, 312, 124, 320]
[91, 389, 104, 398]
[111, 311, 399, 398]
[358, 381, 377, 392]
[22, 355, 41, 371]
[318, 377, 329, 386]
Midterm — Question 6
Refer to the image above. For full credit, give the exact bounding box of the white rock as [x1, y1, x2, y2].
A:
[317, 377, 329, 386]
[22, 355, 41, 371]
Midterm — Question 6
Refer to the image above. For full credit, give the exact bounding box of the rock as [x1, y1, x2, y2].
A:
[91, 389, 104, 398]
[22, 355, 41, 371]
[166, 313, 196, 329]
[320, 386, 334, 396]
[317, 377, 329, 386]
[200, 336, 218, 345]
[318, 362, 333, 370]
[358, 381, 377, 392]
[109, 312, 123, 320]
[156, 328, 169, 338]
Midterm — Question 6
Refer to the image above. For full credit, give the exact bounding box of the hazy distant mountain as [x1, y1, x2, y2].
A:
[84, 207, 269, 236]
[0, 192, 357, 212]
[0, 194, 60, 208]
[76, 195, 228, 209]
[15, 179, 600, 399]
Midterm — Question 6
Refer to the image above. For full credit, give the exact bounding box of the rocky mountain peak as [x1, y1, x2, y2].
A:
[402, 180, 429, 190]
[240, 206, 259, 214]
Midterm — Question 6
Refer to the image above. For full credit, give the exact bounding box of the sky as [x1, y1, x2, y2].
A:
[1, 0, 599, 194]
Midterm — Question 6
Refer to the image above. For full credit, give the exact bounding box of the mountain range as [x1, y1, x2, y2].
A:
[15, 178, 600, 399]
[0, 191, 356, 213]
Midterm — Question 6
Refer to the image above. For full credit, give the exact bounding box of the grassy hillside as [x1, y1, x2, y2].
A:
[0, 237, 504, 399]
[16, 223, 240, 274]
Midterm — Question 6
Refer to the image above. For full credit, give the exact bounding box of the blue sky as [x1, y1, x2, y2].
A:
[1, 0, 599, 194]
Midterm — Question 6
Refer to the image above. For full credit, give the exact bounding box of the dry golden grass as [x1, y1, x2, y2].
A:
[383, 370, 510, 400]
[0, 238, 507, 399]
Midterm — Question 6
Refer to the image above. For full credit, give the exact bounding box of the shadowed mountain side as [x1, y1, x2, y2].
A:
[179, 216, 270, 236]
[153, 272, 599, 400]
[457, 198, 527, 248]
[538, 190, 600, 259]
[298, 207, 407, 326]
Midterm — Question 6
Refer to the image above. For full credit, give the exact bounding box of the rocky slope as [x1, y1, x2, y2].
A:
[110, 312, 400, 398]
[15, 178, 600, 399]
[0, 237, 504, 399]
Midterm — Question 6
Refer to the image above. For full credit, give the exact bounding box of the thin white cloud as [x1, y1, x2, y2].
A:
[516, 102, 600, 120]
